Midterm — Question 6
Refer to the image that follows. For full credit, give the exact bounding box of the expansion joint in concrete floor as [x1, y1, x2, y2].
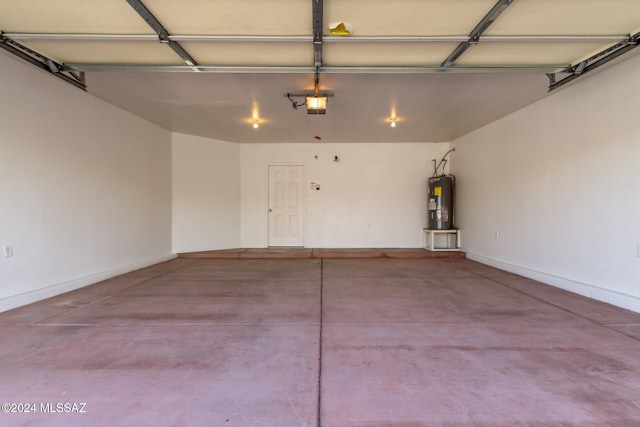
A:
[317, 258, 324, 427]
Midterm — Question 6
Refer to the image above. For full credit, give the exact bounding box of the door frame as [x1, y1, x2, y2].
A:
[265, 163, 307, 248]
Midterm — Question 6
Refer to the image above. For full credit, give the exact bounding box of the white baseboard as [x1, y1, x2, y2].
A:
[466, 253, 640, 314]
[0, 253, 177, 314]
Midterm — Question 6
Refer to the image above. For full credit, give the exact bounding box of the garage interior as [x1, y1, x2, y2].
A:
[1, 0, 640, 425]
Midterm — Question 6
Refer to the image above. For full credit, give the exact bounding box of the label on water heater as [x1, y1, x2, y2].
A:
[428, 199, 437, 210]
[434, 186, 442, 196]
[436, 208, 449, 221]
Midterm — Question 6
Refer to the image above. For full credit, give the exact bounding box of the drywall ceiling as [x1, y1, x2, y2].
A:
[1, 0, 639, 143]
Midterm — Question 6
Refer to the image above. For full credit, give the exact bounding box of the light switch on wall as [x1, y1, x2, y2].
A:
[3, 244, 14, 257]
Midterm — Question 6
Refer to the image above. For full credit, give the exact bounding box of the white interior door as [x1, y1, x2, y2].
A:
[268, 165, 305, 247]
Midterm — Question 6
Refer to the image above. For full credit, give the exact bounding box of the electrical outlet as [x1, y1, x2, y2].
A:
[3, 244, 13, 257]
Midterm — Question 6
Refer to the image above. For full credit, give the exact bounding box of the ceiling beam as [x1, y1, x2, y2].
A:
[125, 0, 199, 69]
[548, 32, 640, 91]
[312, 0, 323, 68]
[3, 33, 628, 44]
[441, 0, 513, 68]
[0, 34, 85, 90]
[63, 63, 570, 74]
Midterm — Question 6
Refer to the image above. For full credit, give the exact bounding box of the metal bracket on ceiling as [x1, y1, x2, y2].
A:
[125, 0, 200, 70]
[441, 0, 513, 69]
[545, 73, 556, 86]
[548, 31, 640, 91]
[0, 33, 86, 90]
[572, 60, 588, 75]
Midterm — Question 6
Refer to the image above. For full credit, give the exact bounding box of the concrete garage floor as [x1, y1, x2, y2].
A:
[1, 250, 640, 426]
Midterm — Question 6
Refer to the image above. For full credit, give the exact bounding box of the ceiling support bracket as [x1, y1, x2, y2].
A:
[0, 33, 86, 90]
[545, 73, 556, 86]
[126, 0, 200, 70]
[441, 0, 513, 69]
[572, 60, 587, 74]
[548, 31, 640, 91]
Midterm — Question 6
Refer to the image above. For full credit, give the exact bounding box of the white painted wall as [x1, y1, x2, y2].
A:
[0, 53, 173, 312]
[172, 133, 241, 252]
[241, 142, 450, 248]
[451, 54, 640, 312]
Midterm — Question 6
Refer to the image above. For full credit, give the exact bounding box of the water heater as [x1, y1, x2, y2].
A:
[427, 176, 454, 230]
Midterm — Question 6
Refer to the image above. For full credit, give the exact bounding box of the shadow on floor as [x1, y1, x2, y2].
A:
[178, 247, 466, 259]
